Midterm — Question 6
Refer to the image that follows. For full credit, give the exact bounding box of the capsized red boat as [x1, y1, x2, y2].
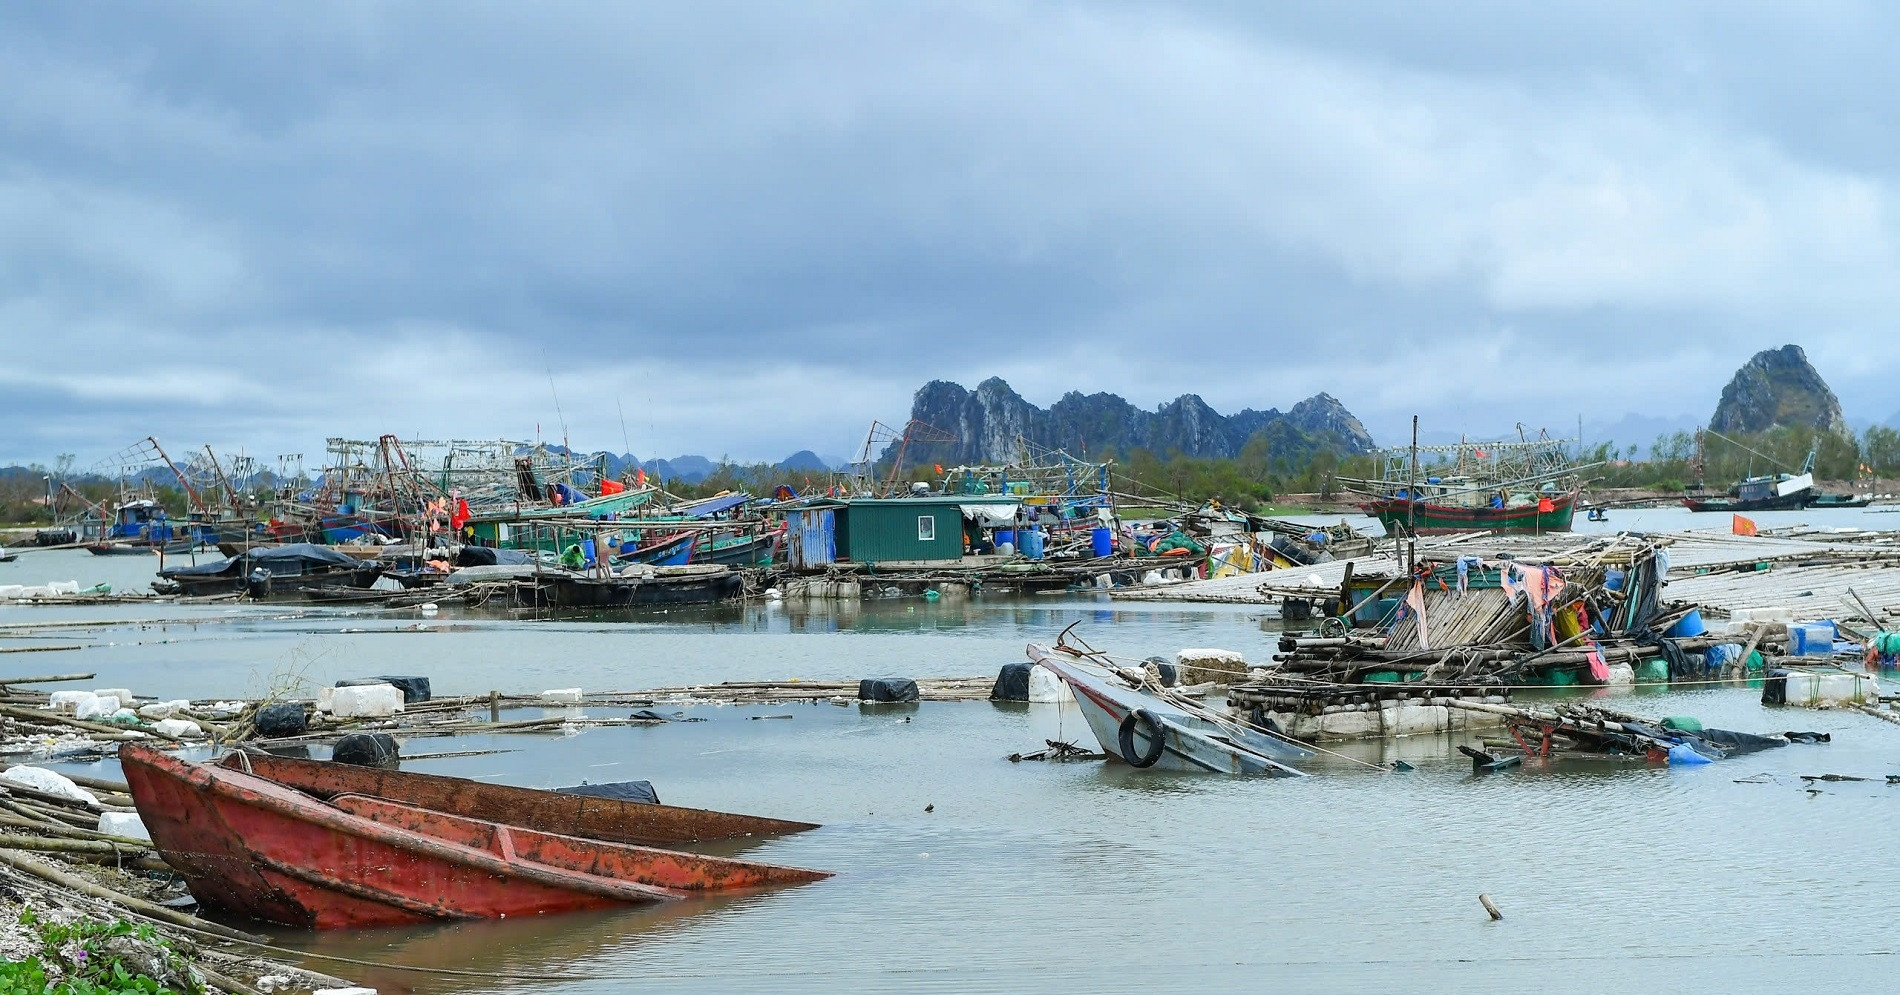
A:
[120, 744, 831, 929]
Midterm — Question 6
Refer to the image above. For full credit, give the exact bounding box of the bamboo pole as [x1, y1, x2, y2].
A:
[0, 814, 146, 845]
[0, 671, 95, 684]
[0, 849, 267, 943]
[0, 704, 183, 743]
[0, 834, 143, 855]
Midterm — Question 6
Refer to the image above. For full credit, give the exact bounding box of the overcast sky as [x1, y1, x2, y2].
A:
[4, 1, 1898, 468]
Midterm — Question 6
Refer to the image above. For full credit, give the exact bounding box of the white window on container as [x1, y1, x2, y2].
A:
[917, 515, 936, 541]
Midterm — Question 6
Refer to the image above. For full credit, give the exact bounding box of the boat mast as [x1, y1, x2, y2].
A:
[1406, 415, 1418, 571]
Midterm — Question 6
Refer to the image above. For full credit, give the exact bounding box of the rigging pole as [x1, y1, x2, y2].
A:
[204, 446, 241, 511]
[146, 438, 206, 514]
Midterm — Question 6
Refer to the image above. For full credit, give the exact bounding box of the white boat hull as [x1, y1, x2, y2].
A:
[1028, 644, 1308, 777]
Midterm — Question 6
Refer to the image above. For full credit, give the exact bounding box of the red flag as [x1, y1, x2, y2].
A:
[450, 498, 470, 531]
[1733, 514, 1757, 537]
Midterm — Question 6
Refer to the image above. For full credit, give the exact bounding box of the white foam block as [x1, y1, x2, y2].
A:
[49, 691, 97, 714]
[329, 683, 404, 719]
[98, 812, 150, 841]
[153, 718, 203, 739]
[0, 767, 98, 806]
[74, 695, 121, 720]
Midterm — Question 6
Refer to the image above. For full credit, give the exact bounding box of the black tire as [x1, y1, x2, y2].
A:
[1117, 708, 1167, 768]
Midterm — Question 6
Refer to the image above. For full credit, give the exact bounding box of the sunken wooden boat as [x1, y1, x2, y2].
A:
[542, 565, 744, 607]
[121, 744, 830, 929]
[217, 749, 819, 845]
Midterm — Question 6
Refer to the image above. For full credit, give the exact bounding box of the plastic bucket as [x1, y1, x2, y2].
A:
[1090, 527, 1114, 558]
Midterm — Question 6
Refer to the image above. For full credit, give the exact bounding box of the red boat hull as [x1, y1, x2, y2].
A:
[121, 745, 830, 929]
[222, 750, 818, 845]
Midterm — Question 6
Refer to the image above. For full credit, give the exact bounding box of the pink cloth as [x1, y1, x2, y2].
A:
[1585, 647, 1609, 683]
[1407, 580, 1430, 650]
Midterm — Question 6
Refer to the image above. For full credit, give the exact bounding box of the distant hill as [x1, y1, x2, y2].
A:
[889, 377, 1377, 466]
[775, 450, 832, 473]
[1709, 344, 1850, 438]
[533, 447, 846, 485]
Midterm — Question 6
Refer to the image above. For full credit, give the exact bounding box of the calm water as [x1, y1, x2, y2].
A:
[4, 530, 1899, 994]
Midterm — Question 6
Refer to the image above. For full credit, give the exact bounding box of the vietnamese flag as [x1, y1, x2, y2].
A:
[1733, 514, 1757, 537]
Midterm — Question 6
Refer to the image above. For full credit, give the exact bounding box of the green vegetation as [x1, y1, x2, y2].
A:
[1588, 426, 1872, 491]
[2, 911, 196, 995]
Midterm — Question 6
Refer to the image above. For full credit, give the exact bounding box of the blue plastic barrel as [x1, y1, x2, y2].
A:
[580, 539, 597, 566]
[1021, 529, 1045, 560]
[1665, 608, 1706, 638]
[995, 529, 1016, 550]
[1090, 527, 1114, 557]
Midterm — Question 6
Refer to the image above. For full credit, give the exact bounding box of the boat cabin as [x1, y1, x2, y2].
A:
[109, 499, 176, 541]
[783, 497, 1021, 569]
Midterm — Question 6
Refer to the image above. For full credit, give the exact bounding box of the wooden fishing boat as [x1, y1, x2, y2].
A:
[84, 540, 173, 556]
[1803, 492, 1873, 510]
[1027, 642, 1309, 776]
[697, 529, 784, 566]
[158, 543, 382, 598]
[1681, 470, 1812, 513]
[542, 565, 744, 607]
[218, 750, 820, 845]
[1345, 436, 1590, 536]
[121, 745, 830, 929]
[1363, 489, 1578, 534]
[613, 531, 696, 566]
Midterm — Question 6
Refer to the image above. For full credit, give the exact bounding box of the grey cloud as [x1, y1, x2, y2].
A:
[2, 1, 1898, 464]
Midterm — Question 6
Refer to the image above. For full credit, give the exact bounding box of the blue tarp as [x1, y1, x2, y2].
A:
[680, 493, 751, 519]
[159, 542, 364, 579]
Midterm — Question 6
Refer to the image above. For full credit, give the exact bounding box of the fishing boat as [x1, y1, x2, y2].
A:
[156, 543, 383, 598]
[81, 499, 201, 554]
[1680, 433, 1839, 512]
[120, 744, 831, 930]
[698, 528, 784, 566]
[1344, 436, 1590, 536]
[541, 564, 744, 607]
[215, 751, 819, 843]
[612, 531, 696, 565]
[1026, 640, 1310, 776]
[1681, 470, 1813, 513]
[1806, 492, 1873, 509]
[85, 538, 194, 556]
[1361, 488, 1578, 534]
